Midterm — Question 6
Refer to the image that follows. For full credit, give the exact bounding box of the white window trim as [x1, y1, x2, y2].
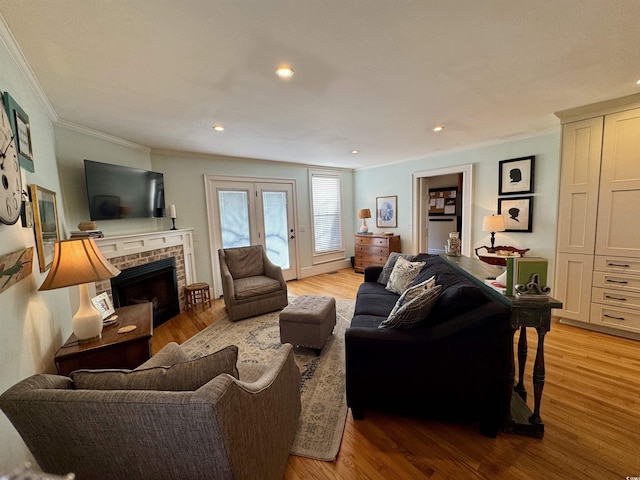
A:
[309, 169, 345, 264]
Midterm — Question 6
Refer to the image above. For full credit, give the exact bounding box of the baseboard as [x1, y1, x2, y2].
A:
[300, 259, 352, 278]
[559, 318, 640, 341]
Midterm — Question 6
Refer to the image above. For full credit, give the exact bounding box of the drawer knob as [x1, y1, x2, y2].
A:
[604, 314, 625, 321]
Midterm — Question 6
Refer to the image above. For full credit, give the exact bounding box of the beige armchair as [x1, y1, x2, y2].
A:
[0, 343, 301, 480]
[218, 245, 288, 321]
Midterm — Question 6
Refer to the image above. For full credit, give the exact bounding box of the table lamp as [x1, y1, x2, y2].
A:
[358, 208, 371, 233]
[39, 238, 121, 343]
[482, 214, 506, 253]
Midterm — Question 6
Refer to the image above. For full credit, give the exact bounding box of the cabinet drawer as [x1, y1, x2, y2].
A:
[592, 271, 640, 293]
[356, 244, 388, 255]
[590, 303, 640, 334]
[356, 253, 388, 265]
[592, 287, 640, 309]
[594, 255, 640, 276]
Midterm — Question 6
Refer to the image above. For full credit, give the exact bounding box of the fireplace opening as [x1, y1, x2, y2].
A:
[110, 257, 180, 328]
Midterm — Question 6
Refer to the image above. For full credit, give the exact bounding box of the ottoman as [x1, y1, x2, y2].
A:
[279, 295, 336, 355]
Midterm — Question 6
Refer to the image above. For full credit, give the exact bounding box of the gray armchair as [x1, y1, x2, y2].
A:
[218, 245, 288, 321]
[0, 343, 301, 480]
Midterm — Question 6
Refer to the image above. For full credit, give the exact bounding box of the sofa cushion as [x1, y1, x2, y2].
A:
[379, 284, 442, 329]
[386, 256, 426, 294]
[225, 247, 264, 279]
[426, 284, 489, 326]
[136, 342, 188, 368]
[377, 252, 418, 285]
[234, 275, 282, 299]
[70, 345, 239, 391]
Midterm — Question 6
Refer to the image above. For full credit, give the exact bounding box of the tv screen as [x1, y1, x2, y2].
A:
[84, 160, 166, 221]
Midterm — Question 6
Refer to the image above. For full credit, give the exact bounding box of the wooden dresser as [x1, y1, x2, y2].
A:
[354, 234, 401, 273]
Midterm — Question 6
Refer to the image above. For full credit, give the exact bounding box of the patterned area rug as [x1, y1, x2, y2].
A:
[181, 297, 354, 462]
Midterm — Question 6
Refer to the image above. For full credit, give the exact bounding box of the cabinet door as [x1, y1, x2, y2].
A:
[554, 252, 594, 323]
[556, 117, 603, 254]
[596, 108, 640, 257]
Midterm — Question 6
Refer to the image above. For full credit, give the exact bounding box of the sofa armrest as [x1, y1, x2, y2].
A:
[364, 265, 383, 283]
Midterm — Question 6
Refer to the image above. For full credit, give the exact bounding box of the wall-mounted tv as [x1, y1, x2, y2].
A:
[84, 159, 166, 221]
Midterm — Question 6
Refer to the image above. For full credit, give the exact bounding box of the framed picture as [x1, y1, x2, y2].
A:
[30, 184, 60, 272]
[91, 292, 116, 320]
[21, 201, 34, 228]
[376, 195, 397, 228]
[498, 196, 533, 232]
[498, 155, 534, 196]
[3, 92, 34, 172]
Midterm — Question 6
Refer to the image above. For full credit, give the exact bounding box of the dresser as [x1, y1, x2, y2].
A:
[354, 234, 401, 273]
[554, 94, 640, 339]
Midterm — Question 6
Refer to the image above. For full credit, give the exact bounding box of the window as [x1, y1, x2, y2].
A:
[310, 170, 344, 256]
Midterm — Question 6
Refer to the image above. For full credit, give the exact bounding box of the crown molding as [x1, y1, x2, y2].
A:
[56, 119, 151, 153]
[0, 14, 58, 121]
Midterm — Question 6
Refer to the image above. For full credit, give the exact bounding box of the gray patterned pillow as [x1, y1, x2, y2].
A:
[379, 284, 443, 329]
[71, 345, 239, 391]
[377, 252, 418, 285]
[387, 275, 436, 319]
[385, 256, 426, 294]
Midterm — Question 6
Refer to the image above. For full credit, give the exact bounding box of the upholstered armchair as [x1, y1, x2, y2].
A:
[218, 245, 288, 321]
[0, 342, 301, 480]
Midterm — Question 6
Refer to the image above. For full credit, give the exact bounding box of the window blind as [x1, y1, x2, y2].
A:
[311, 173, 343, 254]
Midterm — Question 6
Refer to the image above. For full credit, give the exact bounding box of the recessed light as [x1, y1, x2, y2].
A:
[213, 125, 225, 132]
[636, 79, 640, 85]
[433, 125, 444, 132]
[351, 149, 359, 154]
[275, 65, 294, 78]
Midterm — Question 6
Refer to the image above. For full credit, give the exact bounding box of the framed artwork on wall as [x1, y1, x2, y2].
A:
[30, 184, 60, 272]
[3, 91, 34, 172]
[498, 155, 534, 196]
[498, 196, 533, 232]
[376, 195, 397, 228]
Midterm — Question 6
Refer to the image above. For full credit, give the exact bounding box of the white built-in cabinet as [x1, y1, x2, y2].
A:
[555, 94, 640, 338]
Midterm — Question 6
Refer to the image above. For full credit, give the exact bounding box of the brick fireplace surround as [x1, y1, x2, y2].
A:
[93, 229, 196, 315]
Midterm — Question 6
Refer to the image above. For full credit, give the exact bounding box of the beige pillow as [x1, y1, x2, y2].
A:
[71, 345, 239, 391]
[385, 256, 426, 295]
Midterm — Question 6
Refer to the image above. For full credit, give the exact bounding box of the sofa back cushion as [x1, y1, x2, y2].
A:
[224, 246, 264, 279]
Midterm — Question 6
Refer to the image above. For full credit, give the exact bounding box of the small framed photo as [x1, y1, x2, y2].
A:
[21, 201, 34, 228]
[91, 292, 115, 320]
[376, 195, 397, 228]
[3, 91, 34, 172]
[498, 156, 535, 196]
[30, 184, 60, 272]
[498, 196, 533, 232]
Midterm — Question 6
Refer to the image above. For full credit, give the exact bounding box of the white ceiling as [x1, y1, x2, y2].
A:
[1, 1, 639, 169]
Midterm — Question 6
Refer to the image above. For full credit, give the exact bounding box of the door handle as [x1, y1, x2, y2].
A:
[290, 235, 296, 240]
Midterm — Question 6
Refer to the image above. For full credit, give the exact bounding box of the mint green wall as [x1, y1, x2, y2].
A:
[354, 132, 562, 286]
[151, 151, 355, 286]
[0, 43, 73, 470]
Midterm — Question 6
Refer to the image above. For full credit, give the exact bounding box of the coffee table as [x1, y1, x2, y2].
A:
[54, 302, 153, 376]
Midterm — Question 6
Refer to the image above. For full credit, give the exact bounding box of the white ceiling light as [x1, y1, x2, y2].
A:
[433, 125, 444, 132]
[351, 149, 359, 154]
[275, 65, 294, 78]
[636, 79, 640, 85]
[213, 124, 225, 132]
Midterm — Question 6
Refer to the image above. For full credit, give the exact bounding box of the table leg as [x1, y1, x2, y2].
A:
[514, 326, 527, 402]
[529, 326, 547, 425]
[507, 326, 517, 422]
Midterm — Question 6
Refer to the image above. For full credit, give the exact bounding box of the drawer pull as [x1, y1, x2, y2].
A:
[607, 262, 630, 268]
[606, 279, 628, 284]
[604, 314, 625, 321]
[605, 295, 627, 301]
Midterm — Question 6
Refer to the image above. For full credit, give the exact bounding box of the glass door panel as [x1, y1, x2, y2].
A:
[262, 191, 290, 269]
[218, 190, 250, 249]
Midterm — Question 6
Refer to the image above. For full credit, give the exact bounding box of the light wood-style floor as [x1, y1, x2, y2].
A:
[154, 269, 640, 480]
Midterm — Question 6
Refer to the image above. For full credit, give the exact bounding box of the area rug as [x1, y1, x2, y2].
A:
[181, 297, 355, 462]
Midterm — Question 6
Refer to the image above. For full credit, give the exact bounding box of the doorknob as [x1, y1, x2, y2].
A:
[290, 235, 296, 239]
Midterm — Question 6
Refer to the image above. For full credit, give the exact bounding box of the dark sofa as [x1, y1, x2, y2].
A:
[345, 254, 512, 436]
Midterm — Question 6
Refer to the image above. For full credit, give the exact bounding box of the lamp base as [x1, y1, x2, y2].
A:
[72, 283, 104, 343]
[77, 333, 102, 345]
[170, 218, 177, 230]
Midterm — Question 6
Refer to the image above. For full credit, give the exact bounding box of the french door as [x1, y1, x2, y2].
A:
[206, 177, 298, 296]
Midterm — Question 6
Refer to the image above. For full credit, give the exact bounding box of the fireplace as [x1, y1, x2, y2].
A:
[111, 257, 180, 328]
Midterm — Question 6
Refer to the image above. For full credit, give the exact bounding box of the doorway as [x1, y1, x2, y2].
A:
[205, 176, 299, 297]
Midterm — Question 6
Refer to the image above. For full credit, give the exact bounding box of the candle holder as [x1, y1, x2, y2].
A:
[170, 218, 177, 230]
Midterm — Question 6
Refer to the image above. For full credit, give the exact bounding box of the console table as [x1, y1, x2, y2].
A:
[441, 254, 562, 438]
[55, 302, 153, 376]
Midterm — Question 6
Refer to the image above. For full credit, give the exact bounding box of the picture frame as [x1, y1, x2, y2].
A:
[498, 196, 533, 232]
[21, 201, 34, 228]
[3, 91, 34, 172]
[91, 292, 116, 320]
[30, 184, 60, 272]
[498, 155, 535, 196]
[376, 195, 397, 228]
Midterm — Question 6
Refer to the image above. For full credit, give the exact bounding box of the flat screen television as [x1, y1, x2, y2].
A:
[84, 159, 166, 220]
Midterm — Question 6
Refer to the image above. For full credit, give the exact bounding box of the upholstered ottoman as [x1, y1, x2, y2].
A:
[279, 295, 336, 354]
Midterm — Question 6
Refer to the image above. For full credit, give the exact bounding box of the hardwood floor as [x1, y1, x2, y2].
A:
[154, 268, 640, 480]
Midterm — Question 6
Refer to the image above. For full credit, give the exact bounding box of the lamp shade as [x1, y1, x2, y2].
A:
[482, 214, 506, 233]
[39, 238, 120, 290]
[358, 208, 371, 219]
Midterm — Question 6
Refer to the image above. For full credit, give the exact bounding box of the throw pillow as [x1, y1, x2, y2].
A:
[385, 256, 426, 295]
[71, 345, 239, 391]
[387, 275, 437, 319]
[135, 341, 188, 369]
[377, 252, 418, 285]
[379, 284, 443, 329]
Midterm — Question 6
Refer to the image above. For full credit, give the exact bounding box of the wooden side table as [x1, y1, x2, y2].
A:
[54, 302, 153, 376]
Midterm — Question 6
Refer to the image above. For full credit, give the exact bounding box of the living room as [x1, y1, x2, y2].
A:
[1, 2, 639, 478]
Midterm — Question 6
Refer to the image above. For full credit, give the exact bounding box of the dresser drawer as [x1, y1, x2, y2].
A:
[592, 287, 640, 309]
[592, 271, 640, 293]
[355, 235, 390, 248]
[356, 253, 388, 265]
[594, 255, 640, 276]
[356, 244, 388, 255]
[590, 303, 640, 334]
